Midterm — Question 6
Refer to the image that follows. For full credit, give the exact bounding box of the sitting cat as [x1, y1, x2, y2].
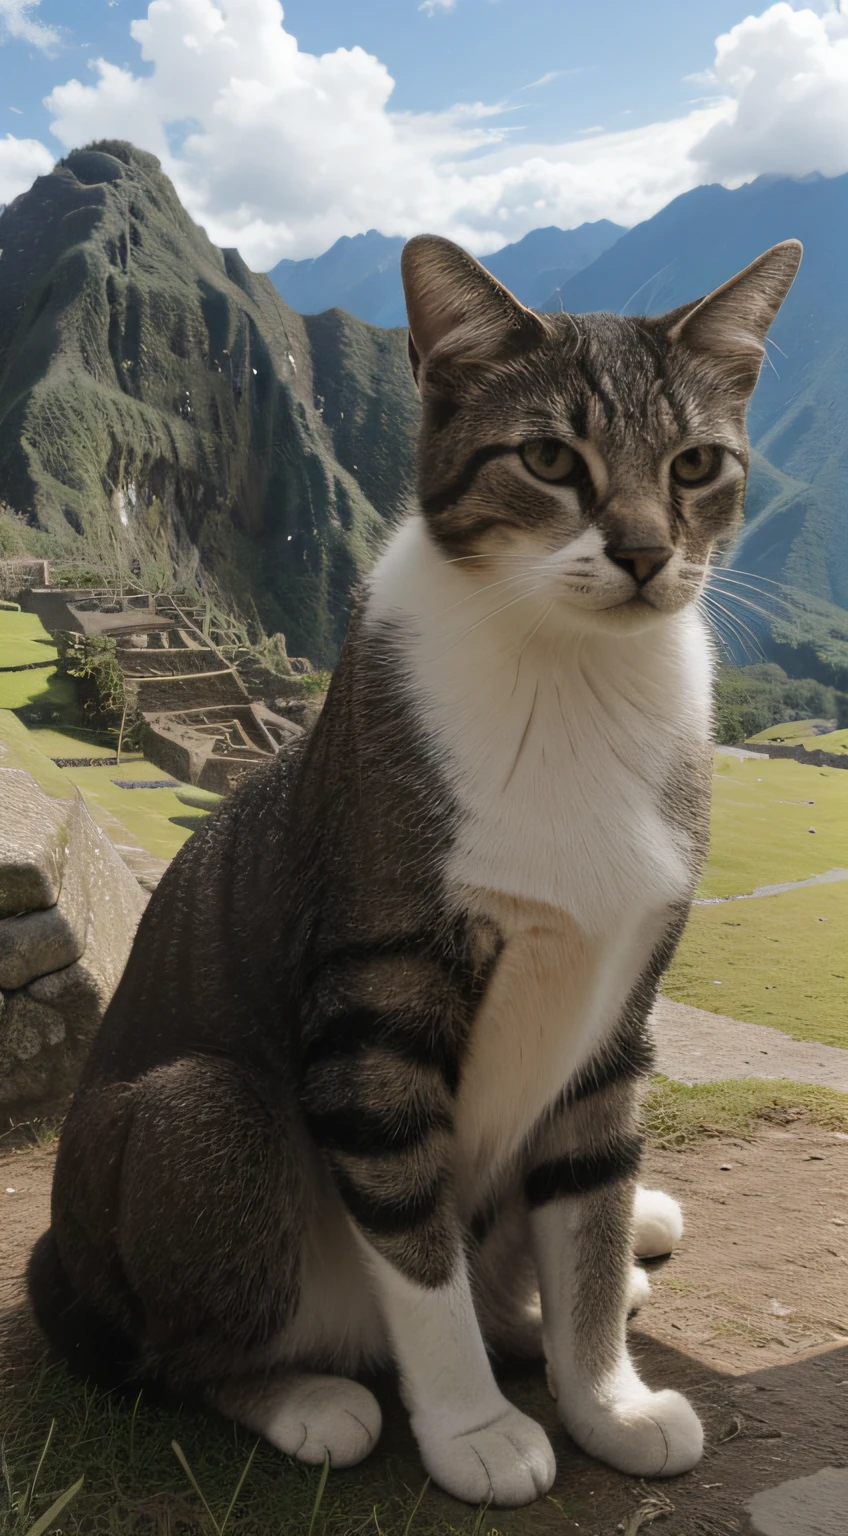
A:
[28, 231, 800, 1507]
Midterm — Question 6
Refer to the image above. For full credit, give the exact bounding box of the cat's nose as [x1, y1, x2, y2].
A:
[607, 545, 673, 585]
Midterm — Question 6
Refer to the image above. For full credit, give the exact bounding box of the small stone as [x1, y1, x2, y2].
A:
[720, 1163, 733, 1171]
[808, 827, 816, 833]
[5, 1187, 15, 1194]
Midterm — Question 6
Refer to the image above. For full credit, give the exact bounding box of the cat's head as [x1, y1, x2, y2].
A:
[401, 234, 801, 635]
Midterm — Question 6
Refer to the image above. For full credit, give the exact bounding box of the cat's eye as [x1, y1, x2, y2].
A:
[520, 439, 579, 483]
[670, 445, 723, 487]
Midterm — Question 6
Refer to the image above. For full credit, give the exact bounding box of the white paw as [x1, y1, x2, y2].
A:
[415, 1403, 556, 1507]
[633, 1187, 684, 1259]
[259, 1374, 382, 1468]
[627, 1264, 651, 1312]
[565, 1384, 703, 1478]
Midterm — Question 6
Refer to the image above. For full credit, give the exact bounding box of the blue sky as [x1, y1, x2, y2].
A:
[1, 2, 847, 265]
[4, 0, 753, 146]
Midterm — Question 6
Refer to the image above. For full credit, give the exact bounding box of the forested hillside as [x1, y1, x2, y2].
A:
[0, 143, 419, 664]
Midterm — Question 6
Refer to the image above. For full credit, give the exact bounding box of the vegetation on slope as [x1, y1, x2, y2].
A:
[0, 143, 419, 665]
[713, 661, 841, 744]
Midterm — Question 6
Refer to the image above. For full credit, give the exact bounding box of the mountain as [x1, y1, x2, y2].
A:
[268, 230, 408, 329]
[485, 221, 625, 310]
[0, 144, 419, 665]
[546, 173, 848, 616]
[267, 220, 624, 327]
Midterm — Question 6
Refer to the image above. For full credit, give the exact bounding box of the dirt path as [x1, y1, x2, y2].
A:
[694, 866, 848, 904]
[2, 1132, 847, 1535]
[652, 995, 848, 1091]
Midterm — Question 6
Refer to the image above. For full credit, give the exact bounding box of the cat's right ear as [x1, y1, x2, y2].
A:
[401, 235, 545, 385]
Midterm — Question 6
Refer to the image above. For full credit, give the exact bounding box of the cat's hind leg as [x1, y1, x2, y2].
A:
[210, 1373, 382, 1468]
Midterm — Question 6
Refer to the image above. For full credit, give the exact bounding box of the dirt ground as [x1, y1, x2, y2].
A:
[2, 1130, 847, 1536]
[652, 997, 848, 1092]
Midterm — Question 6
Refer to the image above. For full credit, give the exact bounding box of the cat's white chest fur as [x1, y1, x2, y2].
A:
[366, 517, 713, 1187]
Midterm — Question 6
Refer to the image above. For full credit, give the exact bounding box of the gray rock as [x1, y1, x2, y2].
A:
[0, 783, 147, 1115]
[747, 1466, 848, 1535]
[0, 767, 70, 916]
[0, 805, 90, 987]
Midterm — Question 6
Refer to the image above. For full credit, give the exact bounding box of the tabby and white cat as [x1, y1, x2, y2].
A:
[28, 233, 800, 1507]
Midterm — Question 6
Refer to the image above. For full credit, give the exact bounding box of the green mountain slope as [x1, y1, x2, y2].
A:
[0, 143, 419, 665]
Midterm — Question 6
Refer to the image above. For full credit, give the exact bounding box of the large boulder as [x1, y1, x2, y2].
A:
[0, 714, 147, 1119]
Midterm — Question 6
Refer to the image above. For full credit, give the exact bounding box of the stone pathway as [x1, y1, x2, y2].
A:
[714, 744, 769, 760]
[652, 995, 848, 1092]
[694, 866, 848, 906]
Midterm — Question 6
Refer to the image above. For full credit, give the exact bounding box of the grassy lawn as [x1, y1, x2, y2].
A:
[662, 754, 848, 1044]
[0, 611, 65, 712]
[643, 1074, 848, 1146]
[24, 725, 117, 760]
[665, 879, 848, 1046]
[803, 727, 848, 754]
[0, 608, 208, 862]
[746, 718, 848, 754]
[58, 759, 208, 862]
[700, 755, 848, 899]
[746, 717, 826, 745]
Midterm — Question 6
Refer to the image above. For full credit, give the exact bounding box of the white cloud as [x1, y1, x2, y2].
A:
[4, 0, 842, 268]
[691, 2, 848, 180]
[0, 132, 54, 202]
[419, 0, 456, 13]
[0, 0, 60, 51]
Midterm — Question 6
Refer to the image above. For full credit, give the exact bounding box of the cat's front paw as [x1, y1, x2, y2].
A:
[259, 1374, 382, 1468]
[415, 1403, 556, 1506]
[564, 1384, 703, 1477]
[633, 1187, 684, 1259]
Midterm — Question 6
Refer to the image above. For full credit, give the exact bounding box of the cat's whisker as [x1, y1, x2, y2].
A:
[511, 600, 556, 695]
[707, 571, 793, 608]
[432, 572, 542, 616]
[697, 597, 747, 663]
[700, 594, 765, 662]
[425, 582, 544, 664]
[711, 564, 793, 592]
[705, 584, 790, 626]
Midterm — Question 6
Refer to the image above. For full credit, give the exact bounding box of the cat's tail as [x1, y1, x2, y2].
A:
[27, 1228, 145, 1396]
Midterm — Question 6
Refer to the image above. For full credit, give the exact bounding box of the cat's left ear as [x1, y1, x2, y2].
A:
[401, 234, 545, 386]
[667, 240, 802, 392]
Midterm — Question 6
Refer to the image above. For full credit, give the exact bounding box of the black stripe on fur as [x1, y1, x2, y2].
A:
[331, 1166, 444, 1235]
[302, 1089, 451, 1158]
[421, 442, 513, 518]
[525, 1133, 644, 1208]
[300, 1009, 461, 1094]
[565, 1026, 655, 1106]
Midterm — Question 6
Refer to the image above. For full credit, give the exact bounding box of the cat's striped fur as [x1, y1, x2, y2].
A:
[28, 233, 801, 1506]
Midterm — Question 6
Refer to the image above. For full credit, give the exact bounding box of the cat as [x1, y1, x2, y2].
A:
[28, 231, 801, 1508]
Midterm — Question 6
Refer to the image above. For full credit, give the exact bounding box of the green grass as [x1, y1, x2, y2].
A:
[701, 755, 848, 899]
[802, 727, 848, 753]
[59, 759, 209, 862]
[746, 717, 827, 744]
[0, 1364, 546, 1536]
[643, 1074, 848, 1148]
[665, 878, 848, 1046]
[23, 725, 118, 760]
[663, 753, 848, 1042]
